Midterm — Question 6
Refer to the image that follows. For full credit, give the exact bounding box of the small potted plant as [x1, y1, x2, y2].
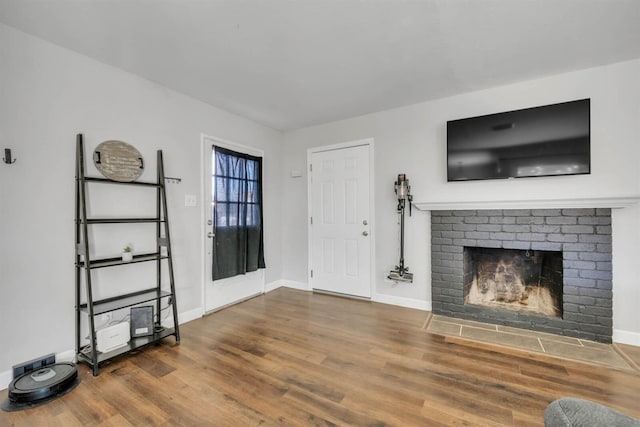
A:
[122, 245, 133, 262]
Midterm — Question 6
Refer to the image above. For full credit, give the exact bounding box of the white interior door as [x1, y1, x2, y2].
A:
[202, 136, 264, 312]
[309, 143, 372, 298]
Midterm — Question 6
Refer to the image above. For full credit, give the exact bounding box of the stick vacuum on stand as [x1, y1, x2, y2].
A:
[388, 174, 413, 283]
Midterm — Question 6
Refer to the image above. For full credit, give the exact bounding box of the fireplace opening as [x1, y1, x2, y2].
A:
[463, 247, 563, 318]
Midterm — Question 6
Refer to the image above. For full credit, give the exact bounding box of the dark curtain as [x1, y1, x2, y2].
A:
[212, 146, 265, 280]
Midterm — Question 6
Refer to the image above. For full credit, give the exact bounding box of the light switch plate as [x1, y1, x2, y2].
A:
[185, 194, 197, 207]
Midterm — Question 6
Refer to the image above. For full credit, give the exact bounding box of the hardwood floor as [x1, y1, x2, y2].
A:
[2, 287, 639, 426]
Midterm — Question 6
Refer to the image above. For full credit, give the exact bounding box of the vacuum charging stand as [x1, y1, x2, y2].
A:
[388, 174, 413, 283]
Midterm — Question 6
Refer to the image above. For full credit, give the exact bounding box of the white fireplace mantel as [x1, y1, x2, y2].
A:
[413, 196, 640, 211]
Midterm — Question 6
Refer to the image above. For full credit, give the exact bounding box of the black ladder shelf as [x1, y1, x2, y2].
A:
[74, 134, 180, 376]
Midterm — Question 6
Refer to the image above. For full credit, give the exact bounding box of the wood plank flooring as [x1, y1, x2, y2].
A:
[2, 287, 639, 426]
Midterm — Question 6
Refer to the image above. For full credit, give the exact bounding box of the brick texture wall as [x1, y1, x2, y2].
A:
[431, 208, 613, 343]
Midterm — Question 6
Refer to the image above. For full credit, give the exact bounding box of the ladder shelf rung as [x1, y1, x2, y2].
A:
[79, 288, 173, 314]
[84, 218, 165, 224]
[78, 252, 168, 269]
[82, 176, 161, 187]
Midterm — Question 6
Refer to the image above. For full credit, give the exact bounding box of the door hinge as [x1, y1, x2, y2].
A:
[309, 163, 312, 172]
[310, 269, 313, 278]
[310, 216, 313, 225]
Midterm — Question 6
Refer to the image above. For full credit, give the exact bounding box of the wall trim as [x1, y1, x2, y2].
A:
[613, 329, 640, 346]
[373, 293, 431, 311]
[414, 196, 640, 211]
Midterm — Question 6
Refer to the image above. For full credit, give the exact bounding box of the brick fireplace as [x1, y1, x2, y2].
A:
[431, 208, 613, 343]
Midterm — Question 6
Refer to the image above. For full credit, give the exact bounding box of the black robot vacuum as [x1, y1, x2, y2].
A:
[1, 362, 80, 411]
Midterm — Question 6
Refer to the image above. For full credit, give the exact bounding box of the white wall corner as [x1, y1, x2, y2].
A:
[179, 307, 204, 325]
[265, 280, 310, 293]
[373, 293, 431, 311]
[613, 329, 640, 347]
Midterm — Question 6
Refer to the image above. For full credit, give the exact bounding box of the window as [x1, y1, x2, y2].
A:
[211, 146, 265, 280]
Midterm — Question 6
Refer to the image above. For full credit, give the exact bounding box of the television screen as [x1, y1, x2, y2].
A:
[447, 99, 590, 182]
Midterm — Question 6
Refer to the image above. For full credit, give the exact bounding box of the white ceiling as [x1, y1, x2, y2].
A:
[2, 0, 640, 131]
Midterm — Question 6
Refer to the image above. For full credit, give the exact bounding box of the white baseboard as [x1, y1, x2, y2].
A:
[265, 280, 309, 292]
[373, 293, 431, 311]
[613, 328, 640, 346]
[0, 369, 11, 392]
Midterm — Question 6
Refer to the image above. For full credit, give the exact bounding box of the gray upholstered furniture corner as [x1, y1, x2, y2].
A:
[545, 397, 640, 426]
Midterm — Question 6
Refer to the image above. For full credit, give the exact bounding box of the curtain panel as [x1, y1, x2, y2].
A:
[212, 146, 265, 281]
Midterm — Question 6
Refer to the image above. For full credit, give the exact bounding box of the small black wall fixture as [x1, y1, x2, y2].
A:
[3, 148, 16, 164]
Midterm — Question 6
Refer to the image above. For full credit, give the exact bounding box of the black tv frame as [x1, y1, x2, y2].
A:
[446, 99, 591, 182]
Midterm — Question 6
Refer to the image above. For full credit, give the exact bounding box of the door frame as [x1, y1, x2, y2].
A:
[200, 133, 265, 314]
[306, 138, 375, 296]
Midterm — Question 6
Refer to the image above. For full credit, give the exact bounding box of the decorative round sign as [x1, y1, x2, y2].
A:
[93, 140, 144, 182]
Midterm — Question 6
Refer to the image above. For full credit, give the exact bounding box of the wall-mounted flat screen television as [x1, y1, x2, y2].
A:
[447, 99, 590, 182]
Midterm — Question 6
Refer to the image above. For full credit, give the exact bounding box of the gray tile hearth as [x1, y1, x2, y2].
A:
[427, 315, 634, 371]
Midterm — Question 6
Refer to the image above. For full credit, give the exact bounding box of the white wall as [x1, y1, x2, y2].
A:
[0, 23, 283, 382]
[282, 59, 640, 343]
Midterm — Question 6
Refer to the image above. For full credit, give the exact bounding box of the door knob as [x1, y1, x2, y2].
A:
[362, 231, 369, 236]
[363, 220, 368, 225]
[207, 232, 215, 238]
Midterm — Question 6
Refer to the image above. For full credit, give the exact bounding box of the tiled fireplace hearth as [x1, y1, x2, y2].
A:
[430, 208, 613, 343]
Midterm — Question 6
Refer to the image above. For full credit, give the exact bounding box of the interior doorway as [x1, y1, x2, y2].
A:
[308, 140, 374, 298]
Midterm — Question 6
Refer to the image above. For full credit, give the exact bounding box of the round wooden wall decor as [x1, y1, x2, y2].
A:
[93, 140, 144, 182]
